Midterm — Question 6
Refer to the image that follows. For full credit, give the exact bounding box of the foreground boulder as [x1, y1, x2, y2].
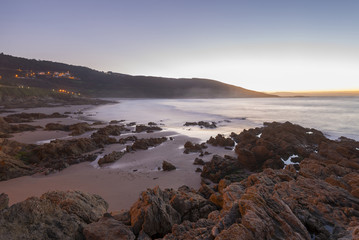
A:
[83, 216, 135, 240]
[207, 134, 235, 147]
[129, 186, 216, 237]
[162, 161, 176, 171]
[98, 151, 125, 166]
[0, 191, 108, 240]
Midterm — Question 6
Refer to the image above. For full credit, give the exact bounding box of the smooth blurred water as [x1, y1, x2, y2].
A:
[87, 97, 359, 141]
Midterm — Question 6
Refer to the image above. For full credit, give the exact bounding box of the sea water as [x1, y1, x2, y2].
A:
[86, 97, 359, 141]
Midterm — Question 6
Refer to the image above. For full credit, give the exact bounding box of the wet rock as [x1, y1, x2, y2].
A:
[201, 155, 244, 183]
[98, 151, 125, 166]
[0, 191, 108, 240]
[193, 157, 205, 165]
[195, 167, 202, 172]
[4, 112, 66, 123]
[83, 217, 135, 240]
[96, 124, 128, 136]
[184, 121, 217, 129]
[45, 122, 93, 136]
[0, 193, 9, 211]
[207, 134, 235, 147]
[162, 161, 176, 171]
[135, 124, 162, 133]
[118, 136, 137, 144]
[183, 141, 207, 154]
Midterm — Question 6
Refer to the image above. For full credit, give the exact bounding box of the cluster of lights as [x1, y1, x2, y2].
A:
[57, 89, 81, 95]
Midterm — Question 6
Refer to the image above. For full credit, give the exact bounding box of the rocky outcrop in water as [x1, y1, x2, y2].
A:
[129, 137, 167, 151]
[207, 134, 235, 147]
[0, 191, 108, 240]
[135, 124, 162, 133]
[98, 151, 125, 166]
[183, 141, 208, 154]
[4, 112, 66, 123]
[162, 161, 176, 171]
[45, 122, 93, 136]
[184, 121, 217, 129]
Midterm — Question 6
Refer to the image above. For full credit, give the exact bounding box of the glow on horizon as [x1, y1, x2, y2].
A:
[1, 0, 359, 93]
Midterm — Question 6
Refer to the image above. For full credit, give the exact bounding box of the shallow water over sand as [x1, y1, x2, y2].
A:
[87, 97, 359, 141]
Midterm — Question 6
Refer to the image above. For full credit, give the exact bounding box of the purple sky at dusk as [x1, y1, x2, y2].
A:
[1, 0, 358, 92]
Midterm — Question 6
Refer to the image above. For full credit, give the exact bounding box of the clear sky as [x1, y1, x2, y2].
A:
[1, 0, 358, 92]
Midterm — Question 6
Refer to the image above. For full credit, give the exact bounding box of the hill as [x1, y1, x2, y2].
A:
[0, 53, 276, 98]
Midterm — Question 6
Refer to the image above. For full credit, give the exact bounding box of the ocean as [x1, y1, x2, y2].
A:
[86, 97, 359, 141]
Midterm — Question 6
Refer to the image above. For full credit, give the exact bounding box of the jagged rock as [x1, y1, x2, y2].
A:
[193, 158, 205, 165]
[130, 137, 167, 151]
[113, 210, 131, 225]
[4, 112, 66, 123]
[83, 216, 135, 240]
[0, 191, 108, 240]
[96, 124, 128, 136]
[163, 219, 215, 240]
[195, 167, 202, 172]
[201, 155, 244, 183]
[0, 193, 9, 211]
[130, 186, 181, 237]
[98, 151, 125, 166]
[135, 125, 162, 133]
[184, 121, 217, 129]
[118, 136, 137, 144]
[130, 186, 216, 237]
[45, 122, 93, 136]
[183, 141, 207, 154]
[162, 161, 176, 171]
[207, 134, 235, 147]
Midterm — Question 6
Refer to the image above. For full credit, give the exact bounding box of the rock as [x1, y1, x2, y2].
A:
[162, 161, 176, 171]
[83, 217, 135, 240]
[184, 121, 217, 129]
[195, 167, 202, 172]
[201, 155, 244, 183]
[118, 136, 137, 144]
[0, 191, 108, 240]
[193, 157, 205, 165]
[98, 151, 125, 166]
[4, 112, 66, 123]
[130, 137, 167, 151]
[45, 122, 93, 136]
[0, 193, 9, 210]
[113, 210, 131, 225]
[207, 134, 235, 147]
[163, 219, 215, 240]
[183, 141, 207, 154]
[135, 124, 162, 133]
[96, 124, 128, 136]
[130, 186, 181, 237]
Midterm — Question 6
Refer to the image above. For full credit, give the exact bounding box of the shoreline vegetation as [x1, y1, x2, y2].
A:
[0, 101, 358, 239]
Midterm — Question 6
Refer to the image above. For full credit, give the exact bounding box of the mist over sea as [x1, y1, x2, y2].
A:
[87, 97, 359, 141]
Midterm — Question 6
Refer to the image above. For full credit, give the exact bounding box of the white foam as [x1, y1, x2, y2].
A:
[356, 148, 359, 151]
[282, 154, 299, 167]
[306, 131, 313, 135]
[256, 133, 262, 138]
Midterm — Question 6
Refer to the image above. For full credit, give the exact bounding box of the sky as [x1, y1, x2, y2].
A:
[1, 0, 359, 92]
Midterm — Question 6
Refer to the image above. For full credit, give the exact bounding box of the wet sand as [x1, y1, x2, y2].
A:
[0, 105, 236, 211]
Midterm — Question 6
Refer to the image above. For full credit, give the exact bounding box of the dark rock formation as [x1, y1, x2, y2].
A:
[83, 216, 135, 240]
[4, 112, 66, 123]
[118, 136, 138, 144]
[0, 191, 108, 240]
[193, 157, 205, 165]
[0, 193, 9, 211]
[207, 134, 235, 147]
[98, 151, 125, 166]
[45, 122, 93, 136]
[183, 141, 208, 154]
[129, 137, 167, 151]
[184, 121, 217, 129]
[162, 161, 176, 171]
[129, 186, 216, 237]
[95, 124, 128, 136]
[135, 124, 162, 133]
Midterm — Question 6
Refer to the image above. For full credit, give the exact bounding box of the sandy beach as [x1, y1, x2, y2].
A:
[0, 104, 236, 211]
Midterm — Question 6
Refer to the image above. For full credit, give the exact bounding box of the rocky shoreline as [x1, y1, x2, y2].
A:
[1, 118, 359, 239]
